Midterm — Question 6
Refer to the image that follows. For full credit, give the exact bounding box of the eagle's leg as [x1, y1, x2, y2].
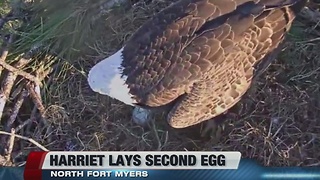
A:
[201, 113, 226, 139]
[132, 106, 153, 127]
[201, 111, 238, 139]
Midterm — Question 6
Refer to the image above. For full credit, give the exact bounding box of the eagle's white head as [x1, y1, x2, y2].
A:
[87, 47, 136, 106]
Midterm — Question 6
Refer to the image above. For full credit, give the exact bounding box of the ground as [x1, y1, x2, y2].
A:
[0, 0, 319, 167]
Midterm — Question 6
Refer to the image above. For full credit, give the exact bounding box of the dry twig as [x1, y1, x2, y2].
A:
[21, 106, 38, 138]
[0, 130, 49, 151]
[0, 60, 42, 85]
[15, 118, 33, 133]
[5, 128, 16, 165]
[5, 90, 29, 132]
[26, 83, 45, 116]
[0, 57, 31, 121]
[0, 50, 9, 75]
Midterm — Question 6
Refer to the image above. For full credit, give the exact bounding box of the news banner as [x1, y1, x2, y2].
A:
[16, 151, 320, 180]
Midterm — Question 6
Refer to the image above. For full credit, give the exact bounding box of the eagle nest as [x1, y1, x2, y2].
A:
[0, 0, 320, 167]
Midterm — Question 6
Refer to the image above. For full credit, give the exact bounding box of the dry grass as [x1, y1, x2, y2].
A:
[0, 0, 320, 167]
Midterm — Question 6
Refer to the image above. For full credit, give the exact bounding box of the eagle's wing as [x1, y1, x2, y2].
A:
[122, 0, 247, 106]
[167, 0, 307, 128]
[121, 0, 306, 109]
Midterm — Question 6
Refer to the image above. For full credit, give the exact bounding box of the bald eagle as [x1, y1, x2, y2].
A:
[88, 0, 308, 131]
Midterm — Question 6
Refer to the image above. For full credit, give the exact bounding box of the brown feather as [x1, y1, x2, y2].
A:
[121, 0, 308, 128]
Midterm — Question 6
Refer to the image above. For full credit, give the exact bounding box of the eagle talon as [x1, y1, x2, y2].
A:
[201, 118, 226, 142]
[201, 112, 236, 139]
[132, 107, 153, 127]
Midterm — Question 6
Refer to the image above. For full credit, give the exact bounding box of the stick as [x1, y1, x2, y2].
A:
[0, 34, 14, 81]
[0, 50, 9, 75]
[26, 83, 45, 116]
[0, 60, 42, 86]
[5, 128, 16, 164]
[26, 82, 54, 143]
[0, 131, 49, 151]
[5, 90, 29, 132]
[15, 118, 33, 133]
[0, 57, 30, 122]
[25, 106, 38, 136]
